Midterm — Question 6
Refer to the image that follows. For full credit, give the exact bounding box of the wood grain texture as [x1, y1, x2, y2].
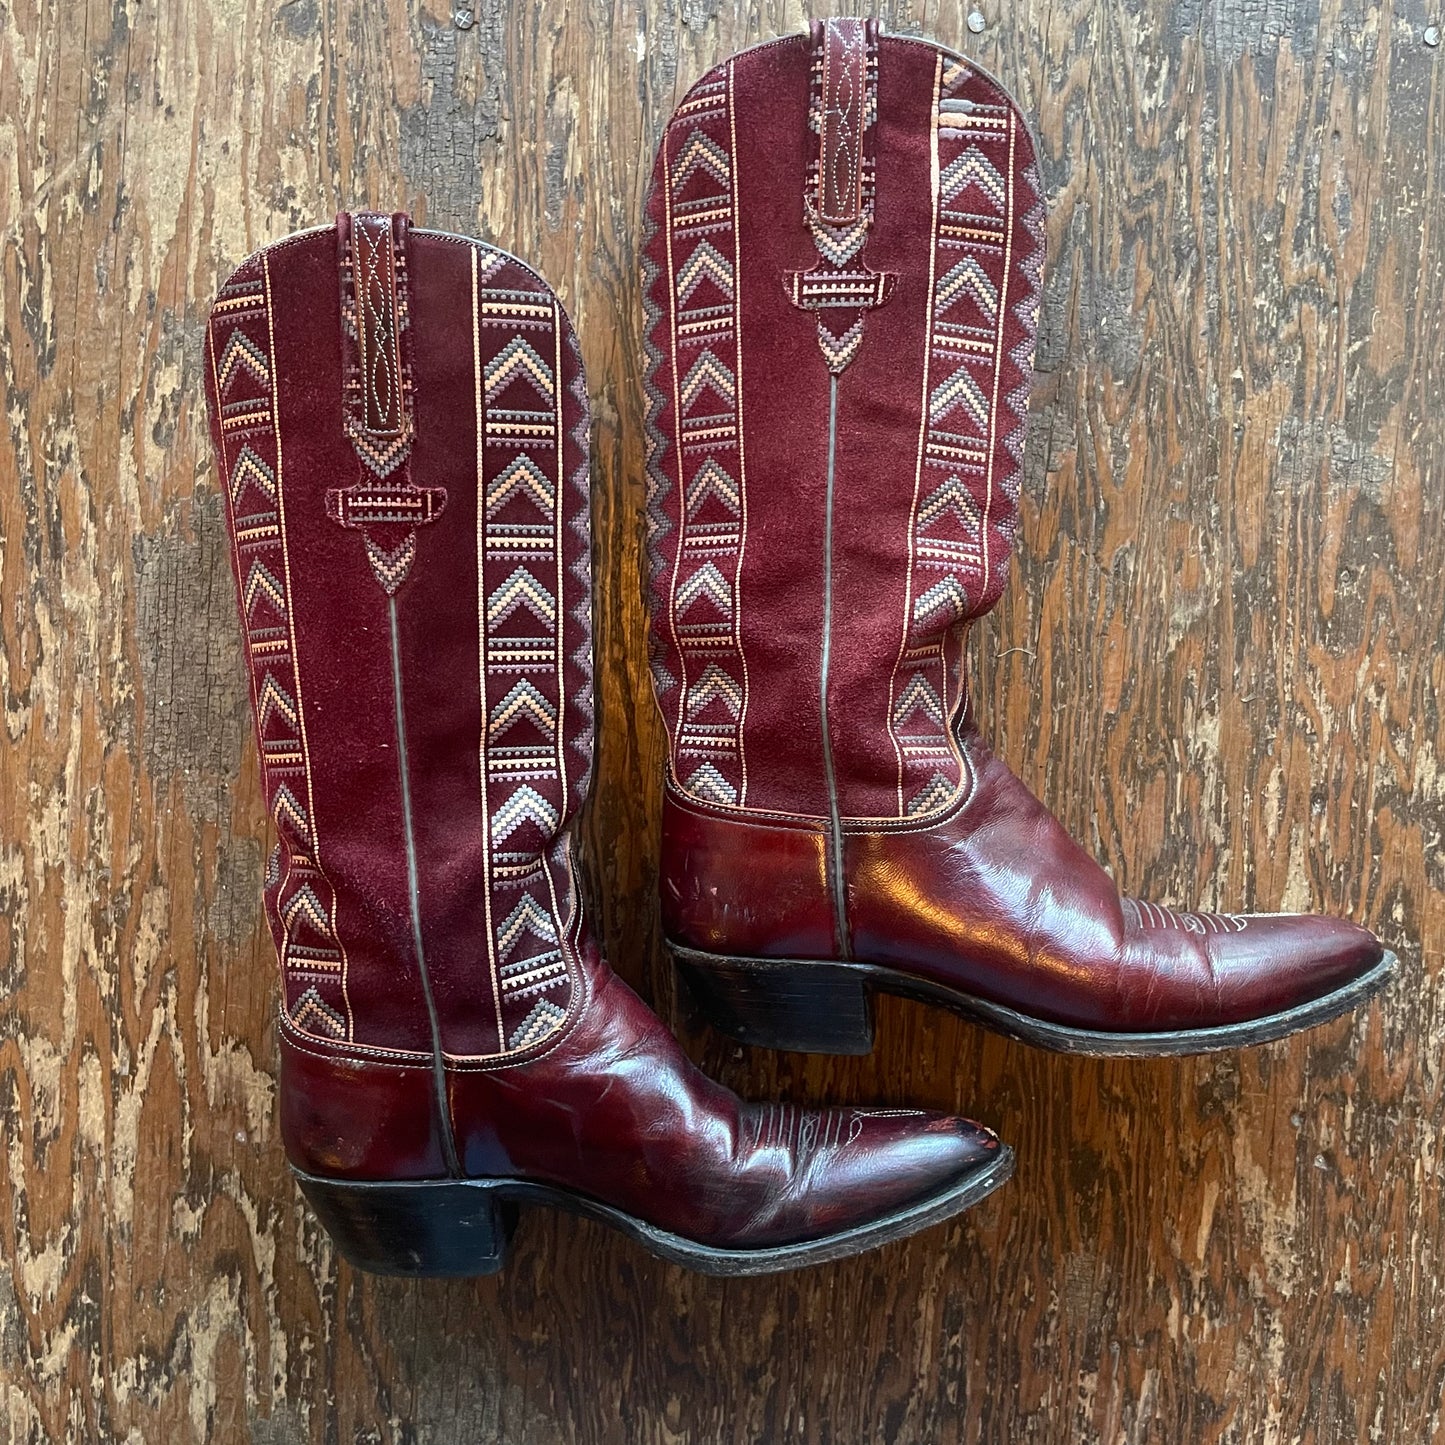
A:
[1, 0, 1440, 1440]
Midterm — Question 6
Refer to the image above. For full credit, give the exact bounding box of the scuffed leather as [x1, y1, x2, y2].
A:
[663, 727, 1384, 1033]
[662, 791, 835, 959]
[208, 214, 1003, 1250]
[459, 938, 997, 1244]
[281, 938, 1000, 1245]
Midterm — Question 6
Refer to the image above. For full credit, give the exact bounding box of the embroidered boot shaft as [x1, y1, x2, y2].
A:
[643, 22, 1395, 1056]
[205, 212, 1011, 1276]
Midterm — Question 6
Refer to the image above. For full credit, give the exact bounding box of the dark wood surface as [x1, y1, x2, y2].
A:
[2, 1, 1441, 1440]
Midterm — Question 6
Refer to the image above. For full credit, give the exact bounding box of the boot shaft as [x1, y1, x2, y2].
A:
[205, 216, 593, 1063]
[201, 200, 1022, 1275]
[642, 23, 1045, 824]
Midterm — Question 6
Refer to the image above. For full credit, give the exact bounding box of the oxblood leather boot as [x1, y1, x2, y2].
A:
[641, 22, 1396, 1058]
[204, 212, 1011, 1277]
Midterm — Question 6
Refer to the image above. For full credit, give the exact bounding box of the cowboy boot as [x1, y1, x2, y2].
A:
[641, 21, 1396, 1058]
[203, 211, 1011, 1277]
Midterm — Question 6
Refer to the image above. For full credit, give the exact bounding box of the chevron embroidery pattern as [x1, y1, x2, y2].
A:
[887, 58, 1046, 818]
[474, 261, 578, 1052]
[647, 69, 751, 809]
[208, 261, 352, 1040]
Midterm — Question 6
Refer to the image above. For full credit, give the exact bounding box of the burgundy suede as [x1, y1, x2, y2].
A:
[643, 30, 1044, 822]
[205, 213, 1007, 1250]
[644, 38, 829, 817]
[209, 229, 428, 1053]
[208, 223, 594, 1061]
[647, 23, 1387, 1045]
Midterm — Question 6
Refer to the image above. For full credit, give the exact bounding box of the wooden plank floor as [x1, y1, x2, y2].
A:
[1, 1, 1441, 1440]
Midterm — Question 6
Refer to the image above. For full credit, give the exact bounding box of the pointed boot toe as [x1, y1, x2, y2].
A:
[640, 23, 1399, 1059]
[718, 1105, 1013, 1261]
[1199, 913, 1394, 1038]
[205, 212, 1014, 1279]
[799, 1109, 1010, 1226]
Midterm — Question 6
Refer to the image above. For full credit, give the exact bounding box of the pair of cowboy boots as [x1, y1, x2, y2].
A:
[203, 22, 1394, 1277]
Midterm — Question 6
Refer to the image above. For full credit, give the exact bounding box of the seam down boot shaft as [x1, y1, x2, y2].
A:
[641, 20, 1395, 1057]
[203, 211, 1009, 1276]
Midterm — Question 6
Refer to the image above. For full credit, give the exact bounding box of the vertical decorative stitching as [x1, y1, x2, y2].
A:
[816, 23, 865, 223]
[472, 246, 505, 1052]
[640, 205, 677, 707]
[474, 248, 577, 1054]
[727, 59, 752, 805]
[208, 258, 352, 1041]
[564, 326, 596, 795]
[979, 117, 1016, 600]
[887, 50, 943, 817]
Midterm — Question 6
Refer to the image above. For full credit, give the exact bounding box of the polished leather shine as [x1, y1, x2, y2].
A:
[283, 939, 998, 1246]
[663, 727, 1386, 1035]
[204, 210, 1004, 1261]
[645, 23, 1389, 1048]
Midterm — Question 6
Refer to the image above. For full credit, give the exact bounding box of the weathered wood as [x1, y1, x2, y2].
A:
[1, 0, 1440, 1440]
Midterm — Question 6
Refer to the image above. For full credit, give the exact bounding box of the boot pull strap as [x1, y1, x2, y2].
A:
[789, 19, 894, 374]
[811, 17, 877, 227]
[337, 211, 413, 470]
[327, 211, 446, 594]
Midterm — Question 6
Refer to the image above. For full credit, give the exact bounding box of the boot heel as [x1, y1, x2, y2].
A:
[672, 946, 876, 1055]
[293, 1172, 516, 1278]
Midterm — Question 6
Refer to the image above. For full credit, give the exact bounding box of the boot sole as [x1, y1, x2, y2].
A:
[293, 1146, 1013, 1278]
[671, 943, 1399, 1058]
